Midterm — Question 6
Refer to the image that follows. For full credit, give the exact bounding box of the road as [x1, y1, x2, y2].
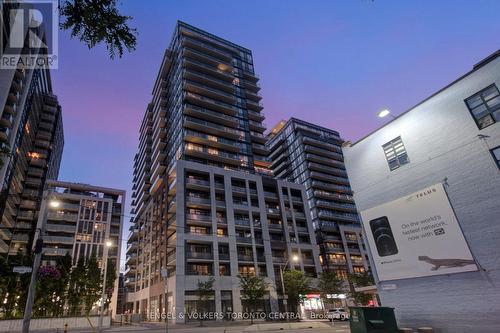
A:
[46, 322, 350, 333]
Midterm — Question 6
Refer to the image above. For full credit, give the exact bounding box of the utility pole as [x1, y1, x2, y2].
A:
[161, 267, 169, 333]
[22, 192, 57, 333]
[98, 240, 112, 331]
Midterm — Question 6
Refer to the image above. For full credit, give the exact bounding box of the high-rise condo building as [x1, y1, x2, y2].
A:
[37, 180, 125, 315]
[267, 119, 370, 280]
[0, 1, 64, 256]
[125, 21, 321, 322]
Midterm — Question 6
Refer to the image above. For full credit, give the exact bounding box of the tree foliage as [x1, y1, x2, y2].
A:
[195, 277, 215, 326]
[60, 0, 137, 59]
[83, 256, 102, 315]
[68, 257, 86, 315]
[238, 275, 268, 324]
[282, 269, 310, 312]
[347, 270, 375, 288]
[104, 258, 117, 308]
[318, 271, 346, 305]
[347, 270, 375, 306]
[0, 253, 31, 319]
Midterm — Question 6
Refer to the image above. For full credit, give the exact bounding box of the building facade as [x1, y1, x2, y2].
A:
[343, 50, 500, 332]
[38, 180, 125, 315]
[0, 1, 64, 256]
[125, 21, 321, 321]
[267, 119, 370, 279]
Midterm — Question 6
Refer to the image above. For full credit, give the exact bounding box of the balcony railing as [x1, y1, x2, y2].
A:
[186, 251, 213, 259]
[186, 196, 211, 205]
[237, 254, 254, 261]
[236, 236, 252, 244]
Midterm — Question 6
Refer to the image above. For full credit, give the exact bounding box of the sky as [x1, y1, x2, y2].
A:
[50, 0, 500, 269]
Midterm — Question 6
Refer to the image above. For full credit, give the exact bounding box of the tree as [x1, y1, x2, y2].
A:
[347, 270, 374, 288]
[282, 269, 310, 314]
[60, 0, 137, 59]
[34, 266, 62, 317]
[54, 254, 73, 316]
[104, 259, 117, 310]
[68, 257, 86, 315]
[318, 271, 346, 307]
[238, 275, 268, 324]
[0, 253, 31, 319]
[195, 277, 215, 327]
[83, 256, 102, 315]
[347, 271, 375, 306]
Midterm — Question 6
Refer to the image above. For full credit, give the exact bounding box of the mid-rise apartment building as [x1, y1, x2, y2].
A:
[267, 119, 369, 279]
[343, 50, 500, 332]
[0, 1, 64, 256]
[38, 180, 125, 315]
[125, 21, 321, 321]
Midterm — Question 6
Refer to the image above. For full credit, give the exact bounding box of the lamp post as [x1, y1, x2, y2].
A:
[161, 267, 169, 333]
[279, 255, 299, 322]
[98, 240, 113, 332]
[377, 108, 396, 119]
[21, 194, 60, 333]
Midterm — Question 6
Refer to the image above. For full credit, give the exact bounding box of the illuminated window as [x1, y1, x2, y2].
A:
[465, 84, 500, 129]
[382, 136, 409, 171]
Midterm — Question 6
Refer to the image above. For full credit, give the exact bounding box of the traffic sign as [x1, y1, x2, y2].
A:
[13, 266, 32, 274]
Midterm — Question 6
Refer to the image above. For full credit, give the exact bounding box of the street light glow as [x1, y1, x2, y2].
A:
[292, 255, 299, 262]
[378, 109, 391, 118]
[105, 240, 112, 247]
[49, 200, 60, 208]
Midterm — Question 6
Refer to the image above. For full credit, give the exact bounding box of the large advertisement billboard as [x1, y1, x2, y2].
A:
[360, 183, 477, 281]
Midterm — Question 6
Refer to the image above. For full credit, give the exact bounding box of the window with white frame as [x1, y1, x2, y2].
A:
[383, 136, 409, 171]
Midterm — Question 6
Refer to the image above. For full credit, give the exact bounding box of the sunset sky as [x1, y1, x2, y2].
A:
[50, 0, 500, 268]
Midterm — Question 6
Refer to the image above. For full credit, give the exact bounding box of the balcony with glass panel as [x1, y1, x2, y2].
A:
[304, 144, 344, 161]
[184, 104, 238, 127]
[183, 57, 233, 82]
[184, 142, 245, 166]
[307, 162, 348, 177]
[311, 180, 353, 194]
[185, 91, 239, 115]
[184, 80, 236, 105]
[184, 68, 234, 93]
[248, 109, 265, 122]
[181, 36, 232, 63]
[310, 171, 350, 185]
[185, 130, 243, 153]
[183, 45, 232, 69]
[184, 115, 243, 140]
[249, 119, 266, 132]
[318, 210, 359, 223]
[302, 136, 342, 152]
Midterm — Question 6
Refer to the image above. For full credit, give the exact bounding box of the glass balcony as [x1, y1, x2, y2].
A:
[186, 251, 213, 259]
[185, 91, 238, 114]
[184, 104, 238, 126]
[304, 145, 344, 161]
[184, 79, 236, 104]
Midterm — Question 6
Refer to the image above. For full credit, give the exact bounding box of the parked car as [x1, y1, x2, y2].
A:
[327, 308, 349, 321]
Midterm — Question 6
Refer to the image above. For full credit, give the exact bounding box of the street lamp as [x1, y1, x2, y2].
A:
[22, 196, 60, 333]
[98, 240, 113, 332]
[377, 108, 396, 119]
[279, 254, 299, 322]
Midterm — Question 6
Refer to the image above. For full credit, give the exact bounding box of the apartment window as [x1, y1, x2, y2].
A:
[491, 146, 500, 169]
[382, 136, 409, 171]
[465, 84, 500, 129]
